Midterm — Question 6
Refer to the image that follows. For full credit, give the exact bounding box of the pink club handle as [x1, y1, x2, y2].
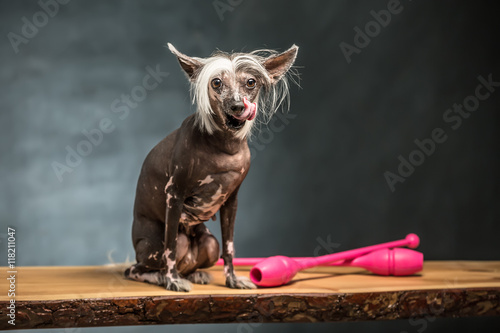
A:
[298, 233, 419, 269]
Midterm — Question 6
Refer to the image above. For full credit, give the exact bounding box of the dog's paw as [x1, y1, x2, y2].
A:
[124, 265, 163, 285]
[226, 275, 257, 289]
[186, 271, 212, 285]
[161, 276, 192, 292]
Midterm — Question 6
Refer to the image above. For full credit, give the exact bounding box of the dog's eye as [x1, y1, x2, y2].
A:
[246, 79, 256, 89]
[211, 78, 222, 89]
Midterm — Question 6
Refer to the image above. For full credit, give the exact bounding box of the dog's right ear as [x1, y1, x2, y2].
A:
[167, 43, 204, 81]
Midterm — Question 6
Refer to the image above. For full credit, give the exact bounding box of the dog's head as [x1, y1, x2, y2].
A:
[168, 43, 298, 139]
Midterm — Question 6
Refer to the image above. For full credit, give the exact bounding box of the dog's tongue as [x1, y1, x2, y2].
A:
[233, 97, 256, 121]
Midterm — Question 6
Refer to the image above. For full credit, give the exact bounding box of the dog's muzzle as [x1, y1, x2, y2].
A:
[225, 97, 257, 129]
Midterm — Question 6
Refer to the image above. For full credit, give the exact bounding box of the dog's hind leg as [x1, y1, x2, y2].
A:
[124, 239, 164, 285]
[177, 224, 220, 285]
[191, 223, 220, 269]
[125, 216, 165, 285]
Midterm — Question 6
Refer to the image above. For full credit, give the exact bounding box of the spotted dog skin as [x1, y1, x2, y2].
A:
[125, 43, 298, 292]
[125, 117, 251, 291]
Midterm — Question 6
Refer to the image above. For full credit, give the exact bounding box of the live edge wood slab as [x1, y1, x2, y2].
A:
[1, 261, 499, 330]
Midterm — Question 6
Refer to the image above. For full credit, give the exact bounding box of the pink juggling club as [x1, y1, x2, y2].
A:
[216, 233, 422, 287]
[216, 248, 422, 276]
[337, 248, 423, 276]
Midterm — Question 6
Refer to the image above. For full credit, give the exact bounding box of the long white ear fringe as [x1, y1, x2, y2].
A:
[191, 56, 233, 135]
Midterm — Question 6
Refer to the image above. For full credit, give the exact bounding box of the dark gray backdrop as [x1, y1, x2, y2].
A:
[1, 0, 499, 332]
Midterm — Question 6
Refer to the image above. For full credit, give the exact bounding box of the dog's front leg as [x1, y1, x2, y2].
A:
[220, 188, 256, 289]
[162, 195, 192, 292]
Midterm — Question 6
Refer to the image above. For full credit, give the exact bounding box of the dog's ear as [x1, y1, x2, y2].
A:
[263, 45, 298, 84]
[167, 43, 204, 81]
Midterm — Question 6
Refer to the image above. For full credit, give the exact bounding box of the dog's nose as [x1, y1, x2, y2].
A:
[230, 102, 245, 114]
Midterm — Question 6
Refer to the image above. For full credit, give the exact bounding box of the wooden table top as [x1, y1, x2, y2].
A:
[1, 261, 499, 329]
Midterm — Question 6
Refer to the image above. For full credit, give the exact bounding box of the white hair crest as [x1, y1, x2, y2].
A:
[190, 49, 299, 140]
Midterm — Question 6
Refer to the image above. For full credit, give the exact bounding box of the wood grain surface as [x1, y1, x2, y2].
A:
[1, 261, 499, 329]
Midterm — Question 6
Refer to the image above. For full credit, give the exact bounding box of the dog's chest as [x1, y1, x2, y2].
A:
[180, 170, 244, 224]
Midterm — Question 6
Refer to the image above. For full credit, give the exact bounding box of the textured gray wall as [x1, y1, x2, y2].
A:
[1, 0, 499, 332]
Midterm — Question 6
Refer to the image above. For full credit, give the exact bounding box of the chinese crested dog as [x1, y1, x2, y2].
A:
[125, 43, 298, 291]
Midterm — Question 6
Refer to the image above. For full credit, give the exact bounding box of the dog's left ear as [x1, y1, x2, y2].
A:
[167, 43, 204, 81]
[263, 44, 298, 84]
